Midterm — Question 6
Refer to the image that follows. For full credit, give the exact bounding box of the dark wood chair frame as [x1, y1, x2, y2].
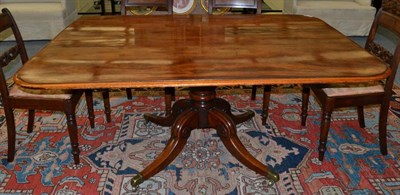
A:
[301, 8, 400, 161]
[208, 0, 270, 125]
[0, 8, 95, 165]
[120, 0, 173, 15]
[208, 0, 262, 14]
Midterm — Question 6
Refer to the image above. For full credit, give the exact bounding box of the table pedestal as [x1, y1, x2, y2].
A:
[131, 87, 279, 190]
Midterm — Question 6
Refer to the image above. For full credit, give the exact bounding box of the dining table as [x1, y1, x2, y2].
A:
[14, 14, 390, 190]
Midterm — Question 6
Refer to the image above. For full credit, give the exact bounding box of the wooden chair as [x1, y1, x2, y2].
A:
[121, 0, 173, 15]
[106, 0, 175, 116]
[208, 0, 262, 14]
[0, 8, 95, 165]
[208, 0, 271, 125]
[300, 8, 400, 161]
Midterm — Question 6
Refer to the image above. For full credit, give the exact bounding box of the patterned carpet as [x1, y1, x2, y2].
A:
[0, 86, 399, 194]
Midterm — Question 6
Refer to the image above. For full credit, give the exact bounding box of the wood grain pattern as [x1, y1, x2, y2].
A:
[14, 14, 390, 90]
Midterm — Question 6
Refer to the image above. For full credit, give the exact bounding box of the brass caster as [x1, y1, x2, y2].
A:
[130, 174, 144, 191]
[266, 171, 279, 186]
[143, 114, 152, 126]
[266, 179, 275, 187]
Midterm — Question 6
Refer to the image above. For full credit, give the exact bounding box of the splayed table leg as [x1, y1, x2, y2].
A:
[133, 87, 279, 190]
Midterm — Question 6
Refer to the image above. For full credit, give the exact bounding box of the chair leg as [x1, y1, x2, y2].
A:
[4, 107, 16, 162]
[318, 98, 334, 161]
[164, 87, 174, 116]
[378, 102, 389, 155]
[85, 90, 95, 128]
[357, 106, 365, 128]
[251, 85, 257, 100]
[126, 88, 133, 100]
[27, 109, 35, 133]
[301, 87, 310, 126]
[261, 85, 271, 125]
[102, 90, 112, 123]
[171, 87, 176, 101]
[64, 106, 80, 165]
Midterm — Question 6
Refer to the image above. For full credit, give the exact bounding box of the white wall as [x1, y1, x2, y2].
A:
[263, 0, 283, 10]
[76, 0, 93, 13]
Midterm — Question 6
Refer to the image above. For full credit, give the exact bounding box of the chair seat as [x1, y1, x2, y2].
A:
[300, 8, 399, 162]
[9, 85, 73, 99]
[322, 83, 384, 97]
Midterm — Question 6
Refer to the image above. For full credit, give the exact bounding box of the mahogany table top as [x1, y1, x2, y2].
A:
[14, 14, 390, 89]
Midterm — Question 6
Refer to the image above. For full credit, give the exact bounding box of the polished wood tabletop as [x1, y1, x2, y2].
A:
[14, 14, 390, 90]
[13, 14, 391, 190]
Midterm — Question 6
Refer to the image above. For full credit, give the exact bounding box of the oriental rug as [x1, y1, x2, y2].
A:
[0, 86, 399, 194]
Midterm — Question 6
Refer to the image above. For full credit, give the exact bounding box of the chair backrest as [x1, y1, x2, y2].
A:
[208, 0, 262, 14]
[365, 8, 400, 93]
[382, 0, 400, 16]
[0, 8, 28, 106]
[120, 0, 173, 15]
